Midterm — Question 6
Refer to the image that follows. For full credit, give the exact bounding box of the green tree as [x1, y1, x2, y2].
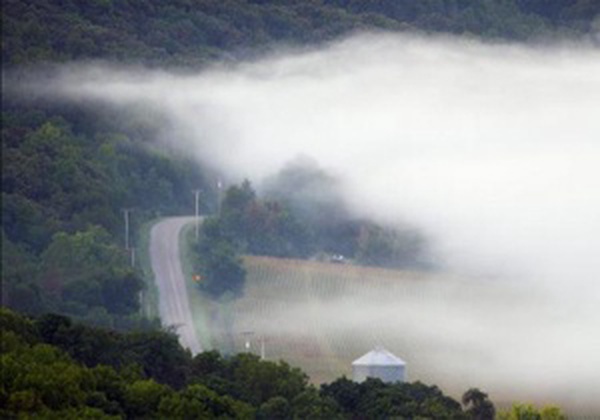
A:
[122, 330, 191, 390]
[0, 307, 39, 345]
[257, 396, 292, 419]
[39, 226, 143, 317]
[497, 402, 566, 420]
[498, 403, 541, 420]
[539, 405, 566, 420]
[124, 379, 171, 418]
[291, 388, 342, 419]
[356, 222, 428, 269]
[229, 353, 309, 406]
[462, 388, 496, 420]
[197, 238, 247, 298]
[1, 343, 92, 412]
[320, 376, 361, 414]
[158, 384, 254, 419]
[87, 365, 128, 416]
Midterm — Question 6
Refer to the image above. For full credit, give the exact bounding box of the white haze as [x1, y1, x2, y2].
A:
[33, 33, 600, 410]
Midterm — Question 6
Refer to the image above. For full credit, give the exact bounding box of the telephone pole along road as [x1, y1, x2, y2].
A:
[150, 216, 202, 354]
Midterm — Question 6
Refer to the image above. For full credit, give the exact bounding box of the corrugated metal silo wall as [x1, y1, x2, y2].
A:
[352, 365, 405, 383]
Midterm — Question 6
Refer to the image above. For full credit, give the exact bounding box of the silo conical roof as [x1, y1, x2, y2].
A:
[352, 347, 405, 366]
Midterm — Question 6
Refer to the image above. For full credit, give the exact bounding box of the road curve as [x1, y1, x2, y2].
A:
[150, 216, 202, 354]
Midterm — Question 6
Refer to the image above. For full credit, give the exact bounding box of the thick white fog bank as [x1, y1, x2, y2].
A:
[45, 34, 600, 287]
[35, 33, 600, 406]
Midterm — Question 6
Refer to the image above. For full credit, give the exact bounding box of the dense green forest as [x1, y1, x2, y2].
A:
[1, 308, 567, 418]
[0, 308, 496, 418]
[3, 0, 598, 68]
[1, 100, 214, 327]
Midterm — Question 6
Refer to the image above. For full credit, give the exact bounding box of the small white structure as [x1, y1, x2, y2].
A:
[352, 347, 406, 383]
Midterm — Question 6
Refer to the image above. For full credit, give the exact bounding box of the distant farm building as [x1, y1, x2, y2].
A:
[352, 347, 406, 383]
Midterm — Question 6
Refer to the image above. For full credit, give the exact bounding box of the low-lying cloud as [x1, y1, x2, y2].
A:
[26, 33, 600, 411]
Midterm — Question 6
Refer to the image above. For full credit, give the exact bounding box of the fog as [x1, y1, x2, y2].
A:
[29, 33, 600, 410]
[230, 267, 599, 410]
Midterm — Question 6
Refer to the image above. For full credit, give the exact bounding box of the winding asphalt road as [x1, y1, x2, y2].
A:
[150, 216, 202, 355]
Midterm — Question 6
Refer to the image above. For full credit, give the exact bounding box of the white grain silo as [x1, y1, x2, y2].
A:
[352, 347, 406, 383]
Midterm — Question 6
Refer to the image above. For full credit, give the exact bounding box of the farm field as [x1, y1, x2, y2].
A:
[195, 256, 520, 391]
[186, 254, 600, 412]
[232, 257, 436, 383]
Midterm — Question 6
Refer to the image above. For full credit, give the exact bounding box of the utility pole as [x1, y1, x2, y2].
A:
[193, 189, 201, 240]
[123, 208, 132, 250]
[123, 208, 135, 267]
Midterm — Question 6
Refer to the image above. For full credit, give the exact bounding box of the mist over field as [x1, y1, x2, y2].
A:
[27, 33, 600, 409]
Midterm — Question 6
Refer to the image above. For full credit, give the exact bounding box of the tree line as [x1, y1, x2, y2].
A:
[3, 0, 597, 68]
[3, 308, 564, 419]
[193, 176, 432, 298]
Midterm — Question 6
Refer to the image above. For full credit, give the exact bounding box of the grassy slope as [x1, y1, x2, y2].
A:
[223, 256, 438, 384]
[136, 218, 161, 320]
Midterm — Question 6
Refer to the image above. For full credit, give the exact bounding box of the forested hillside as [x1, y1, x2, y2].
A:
[1, 100, 213, 326]
[2, 0, 598, 325]
[3, 0, 598, 67]
[1, 2, 590, 417]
